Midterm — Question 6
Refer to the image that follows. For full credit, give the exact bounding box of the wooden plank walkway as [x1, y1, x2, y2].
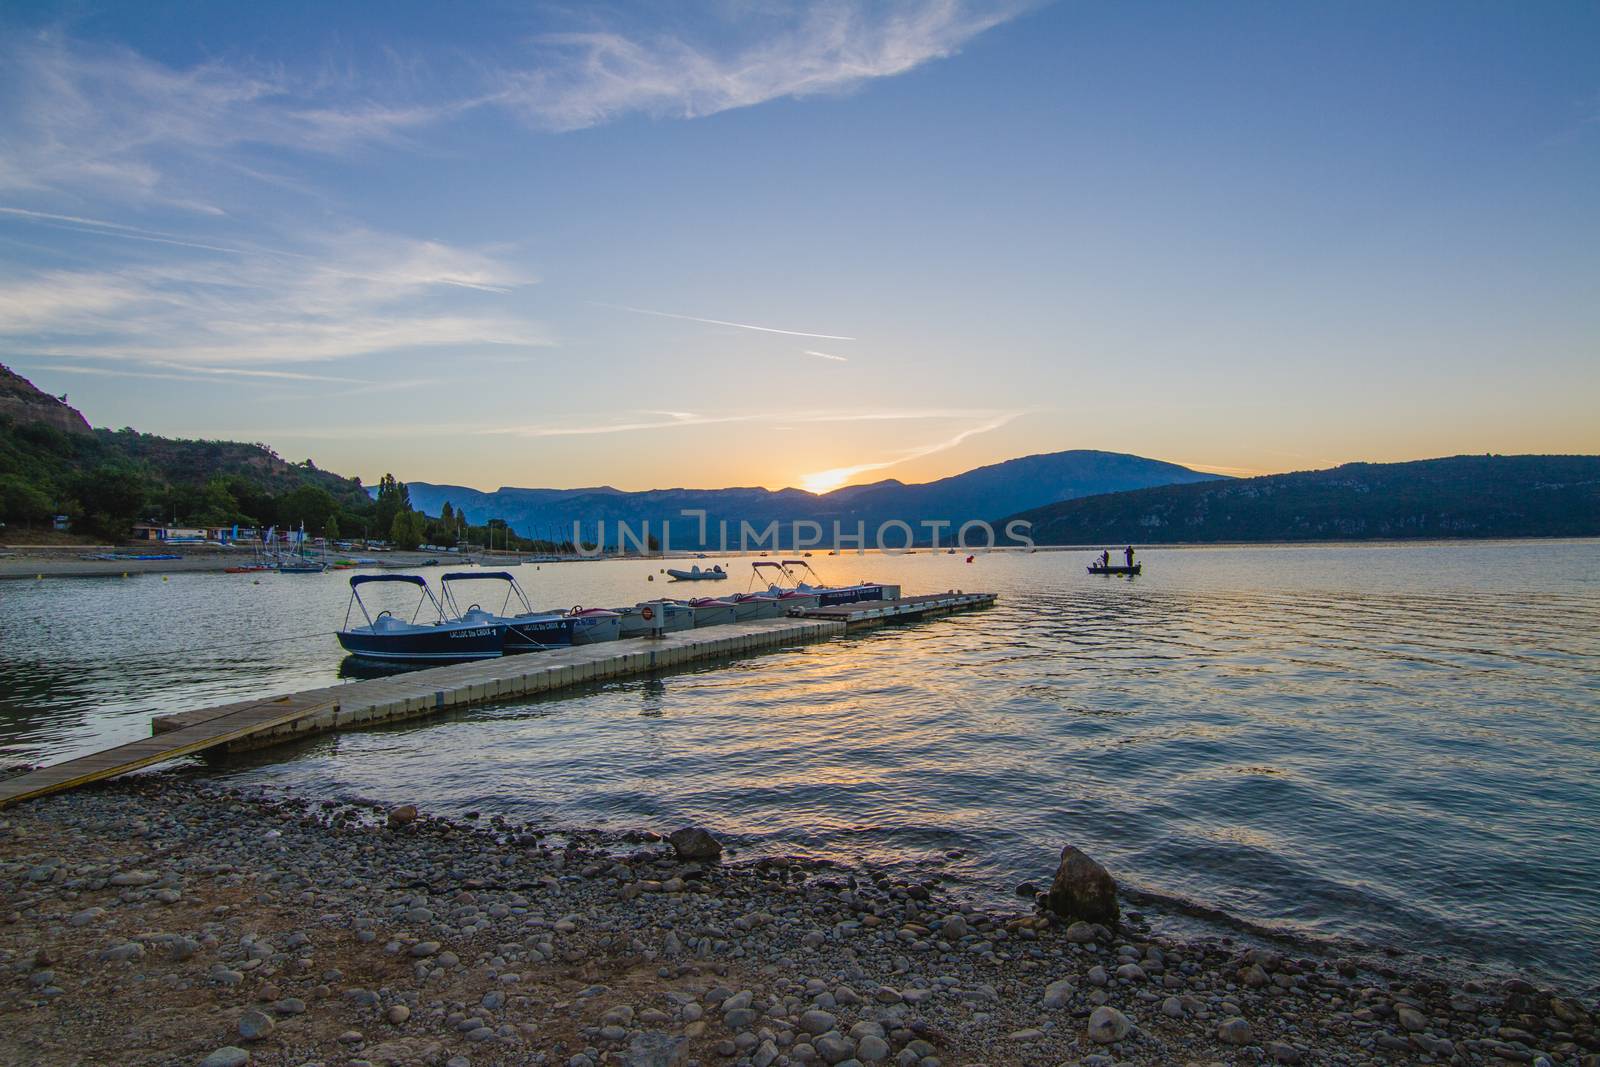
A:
[0, 691, 338, 809]
[0, 617, 838, 810]
[0, 594, 996, 810]
[799, 591, 996, 628]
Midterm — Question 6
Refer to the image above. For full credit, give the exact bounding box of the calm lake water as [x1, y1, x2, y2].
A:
[3, 542, 1598, 988]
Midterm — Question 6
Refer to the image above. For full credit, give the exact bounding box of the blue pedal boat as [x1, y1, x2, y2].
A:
[438, 570, 576, 652]
[336, 574, 505, 662]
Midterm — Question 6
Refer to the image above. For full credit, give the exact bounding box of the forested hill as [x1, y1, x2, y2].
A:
[1002, 455, 1600, 544]
[0, 362, 373, 536]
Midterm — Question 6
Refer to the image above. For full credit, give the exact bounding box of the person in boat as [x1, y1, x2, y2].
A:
[1124, 546, 1135, 568]
[1100, 550, 1110, 568]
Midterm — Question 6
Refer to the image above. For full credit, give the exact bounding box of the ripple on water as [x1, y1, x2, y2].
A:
[3, 541, 1599, 985]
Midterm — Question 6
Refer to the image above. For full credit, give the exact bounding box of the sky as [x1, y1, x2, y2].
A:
[0, 1, 1596, 493]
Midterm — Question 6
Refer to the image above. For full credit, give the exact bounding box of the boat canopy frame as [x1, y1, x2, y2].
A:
[342, 573, 451, 632]
[749, 558, 827, 591]
[437, 570, 536, 620]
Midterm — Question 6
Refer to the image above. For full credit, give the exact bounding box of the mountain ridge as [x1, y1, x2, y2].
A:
[404, 450, 1226, 548]
[1001, 454, 1600, 543]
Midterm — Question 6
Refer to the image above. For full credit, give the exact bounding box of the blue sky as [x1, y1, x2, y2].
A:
[1, 1, 1596, 491]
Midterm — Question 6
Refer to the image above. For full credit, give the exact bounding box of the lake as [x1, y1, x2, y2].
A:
[2, 541, 1597, 988]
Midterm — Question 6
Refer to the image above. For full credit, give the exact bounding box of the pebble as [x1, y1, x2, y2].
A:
[1043, 978, 1075, 1008]
[199, 1048, 250, 1067]
[6, 779, 1594, 1067]
[1217, 1016, 1254, 1045]
[1395, 1004, 1428, 1032]
[237, 1010, 274, 1041]
[1087, 1005, 1131, 1043]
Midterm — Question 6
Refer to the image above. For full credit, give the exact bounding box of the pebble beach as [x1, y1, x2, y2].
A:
[3, 778, 1595, 1067]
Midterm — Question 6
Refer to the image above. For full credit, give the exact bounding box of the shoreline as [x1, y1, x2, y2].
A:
[3, 778, 1594, 1066]
[5, 535, 1598, 581]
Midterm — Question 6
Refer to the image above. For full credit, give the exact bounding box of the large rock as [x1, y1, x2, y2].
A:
[1044, 845, 1119, 926]
[668, 826, 723, 861]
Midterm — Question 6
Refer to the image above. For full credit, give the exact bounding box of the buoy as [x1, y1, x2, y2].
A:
[122, 572, 128, 578]
[36, 574, 43, 580]
[162, 575, 169, 581]
[647, 574, 654, 581]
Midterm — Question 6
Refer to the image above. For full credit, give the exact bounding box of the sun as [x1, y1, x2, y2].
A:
[798, 467, 854, 494]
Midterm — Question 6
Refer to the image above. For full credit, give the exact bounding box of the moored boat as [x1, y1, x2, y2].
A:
[566, 607, 623, 644]
[336, 575, 504, 662]
[666, 564, 728, 581]
[438, 571, 575, 651]
[681, 597, 737, 626]
[615, 600, 695, 637]
[750, 560, 895, 606]
[730, 590, 783, 620]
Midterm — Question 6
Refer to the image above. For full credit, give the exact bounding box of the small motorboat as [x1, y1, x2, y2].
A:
[730, 590, 783, 620]
[566, 606, 623, 644]
[1087, 563, 1141, 575]
[616, 600, 695, 637]
[681, 597, 737, 626]
[666, 564, 728, 581]
[438, 571, 575, 651]
[751, 560, 896, 606]
[336, 575, 504, 662]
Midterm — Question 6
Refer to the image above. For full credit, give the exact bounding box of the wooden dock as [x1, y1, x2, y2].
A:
[799, 591, 996, 629]
[0, 594, 995, 810]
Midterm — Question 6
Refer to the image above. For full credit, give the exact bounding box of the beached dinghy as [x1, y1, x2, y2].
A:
[336, 575, 504, 662]
[438, 571, 575, 651]
[666, 564, 728, 581]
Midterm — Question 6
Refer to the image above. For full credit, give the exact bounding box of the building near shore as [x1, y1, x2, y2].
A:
[130, 523, 259, 544]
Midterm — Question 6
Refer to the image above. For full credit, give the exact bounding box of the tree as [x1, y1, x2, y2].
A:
[441, 501, 454, 524]
[390, 510, 424, 550]
[275, 484, 339, 529]
[325, 514, 341, 541]
[195, 477, 239, 525]
[0, 474, 54, 526]
[71, 464, 149, 539]
[374, 473, 412, 538]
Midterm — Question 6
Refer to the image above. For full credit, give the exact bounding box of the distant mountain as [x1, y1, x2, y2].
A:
[1002, 455, 1600, 544]
[406, 450, 1225, 549]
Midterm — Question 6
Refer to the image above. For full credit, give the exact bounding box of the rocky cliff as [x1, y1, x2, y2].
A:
[0, 364, 92, 435]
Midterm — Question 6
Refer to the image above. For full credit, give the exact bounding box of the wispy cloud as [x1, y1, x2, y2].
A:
[3, 5, 1025, 209]
[0, 221, 545, 366]
[798, 411, 1020, 492]
[477, 407, 1012, 439]
[496, 1, 1026, 131]
[603, 303, 856, 341]
[0, 34, 465, 208]
[804, 349, 850, 362]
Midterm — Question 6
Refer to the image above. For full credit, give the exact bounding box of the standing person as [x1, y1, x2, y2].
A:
[1100, 550, 1110, 568]
[1124, 545, 1135, 568]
